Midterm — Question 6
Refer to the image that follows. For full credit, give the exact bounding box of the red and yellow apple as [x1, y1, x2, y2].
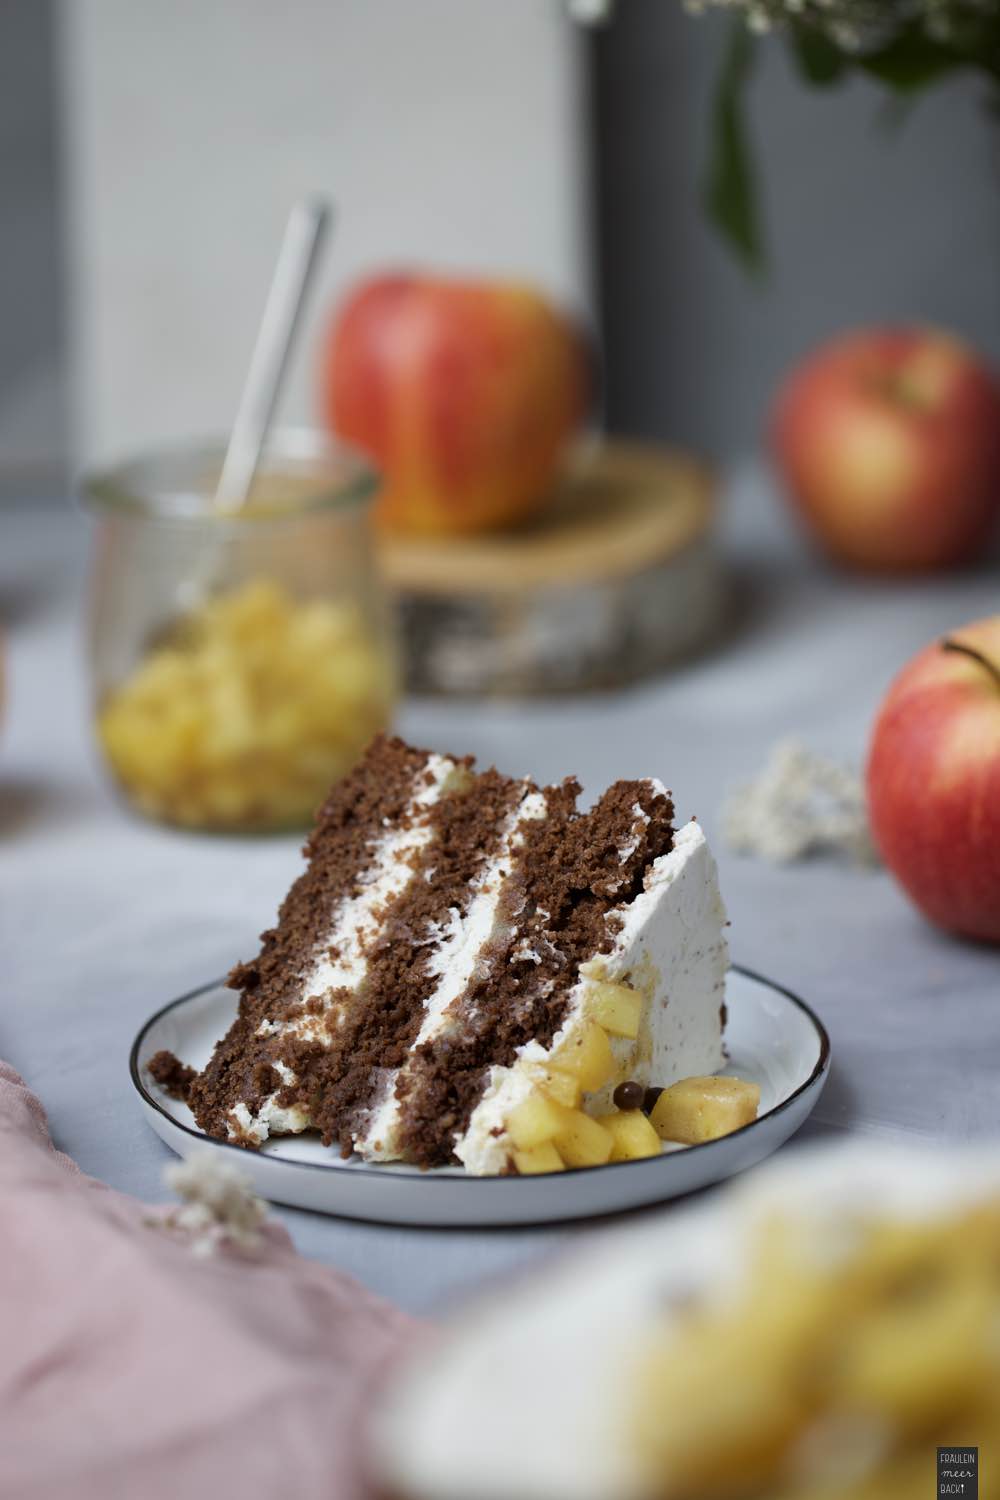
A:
[771, 328, 1000, 571]
[321, 272, 588, 535]
[867, 616, 1000, 943]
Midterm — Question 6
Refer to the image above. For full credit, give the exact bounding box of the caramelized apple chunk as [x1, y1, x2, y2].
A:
[551, 1107, 615, 1169]
[551, 1019, 617, 1094]
[506, 1091, 565, 1150]
[512, 1142, 565, 1175]
[600, 1109, 663, 1162]
[650, 1076, 761, 1145]
[524, 1064, 582, 1109]
[586, 979, 643, 1040]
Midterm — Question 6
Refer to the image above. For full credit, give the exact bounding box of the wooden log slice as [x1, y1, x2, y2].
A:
[377, 439, 728, 696]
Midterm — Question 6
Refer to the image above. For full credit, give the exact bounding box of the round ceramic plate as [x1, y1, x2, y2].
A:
[130, 966, 830, 1227]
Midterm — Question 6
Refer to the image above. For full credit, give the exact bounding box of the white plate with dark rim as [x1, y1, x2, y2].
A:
[130, 965, 830, 1227]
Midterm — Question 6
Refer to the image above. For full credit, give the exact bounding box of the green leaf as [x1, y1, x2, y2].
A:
[704, 19, 765, 274]
[788, 23, 847, 87]
[857, 23, 968, 92]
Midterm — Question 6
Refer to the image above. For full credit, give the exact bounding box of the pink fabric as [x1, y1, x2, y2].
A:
[0, 1061, 424, 1500]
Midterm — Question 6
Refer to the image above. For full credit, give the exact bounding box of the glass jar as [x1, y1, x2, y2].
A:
[83, 428, 396, 833]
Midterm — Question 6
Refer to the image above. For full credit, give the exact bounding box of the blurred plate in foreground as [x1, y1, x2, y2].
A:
[375, 1139, 1000, 1500]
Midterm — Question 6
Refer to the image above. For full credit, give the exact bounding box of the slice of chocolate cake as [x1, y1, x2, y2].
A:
[150, 734, 729, 1175]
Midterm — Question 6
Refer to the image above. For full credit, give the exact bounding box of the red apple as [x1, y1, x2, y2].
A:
[772, 328, 1000, 571]
[321, 272, 588, 535]
[867, 616, 1000, 943]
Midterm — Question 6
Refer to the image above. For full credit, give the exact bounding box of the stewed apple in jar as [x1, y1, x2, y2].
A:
[82, 430, 396, 832]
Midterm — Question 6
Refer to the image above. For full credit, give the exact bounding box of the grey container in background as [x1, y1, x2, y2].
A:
[589, 1, 1000, 460]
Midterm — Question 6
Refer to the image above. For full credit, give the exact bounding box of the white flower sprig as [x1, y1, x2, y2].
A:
[148, 1151, 269, 1257]
[569, 0, 999, 268]
[568, 0, 999, 55]
[722, 739, 878, 866]
[567, 0, 615, 21]
[680, 0, 996, 53]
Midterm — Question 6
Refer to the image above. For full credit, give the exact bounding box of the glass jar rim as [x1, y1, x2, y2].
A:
[81, 427, 378, 524]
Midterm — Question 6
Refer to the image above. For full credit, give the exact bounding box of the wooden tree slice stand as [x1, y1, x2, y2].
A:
[378, 439, 728, 696]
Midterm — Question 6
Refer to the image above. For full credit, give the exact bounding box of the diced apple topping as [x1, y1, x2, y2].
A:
[650, 1076, 761, 1145]
[551, 1106, 614, 1169]
[524, 1063, 582, 1109]
[586, 979, 643, 1040]
[506, 1091, 566, 1151]
[634, 1199, 1000, 1495]
[599, 1108, 663, 1162]
[513, 1141, 565, 1175]
[506, 1088, 615, 1170]
[551, 1018, 616, 1093]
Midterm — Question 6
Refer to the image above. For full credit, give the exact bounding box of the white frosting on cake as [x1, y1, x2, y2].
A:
[455, 819, 728, 1174]
[374, 1142, 1000, 1500]
[225, 773, 728, 1170]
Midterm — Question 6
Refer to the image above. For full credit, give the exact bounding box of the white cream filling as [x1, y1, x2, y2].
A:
[226, 752, 458, 1144]
[616, 799, 651, 865]
[455, 819, 728, 1175]
[356, 787, 548, 1160]
[301, 752, 458, 1009]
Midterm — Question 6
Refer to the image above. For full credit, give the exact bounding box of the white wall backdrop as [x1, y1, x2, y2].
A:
[57, 0, 591, 471]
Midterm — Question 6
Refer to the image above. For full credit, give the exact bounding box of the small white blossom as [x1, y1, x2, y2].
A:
[676, 0, 995, 55]
[567, 0, 615, 21]
[722, 739, 878, 866]
[748, 8, 775, 31]
[148, 1151, 269, 1256]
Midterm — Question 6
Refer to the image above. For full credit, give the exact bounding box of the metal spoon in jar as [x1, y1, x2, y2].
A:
[214, 196, 331, 512]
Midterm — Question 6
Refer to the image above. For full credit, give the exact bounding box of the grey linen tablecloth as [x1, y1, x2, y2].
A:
[2, 466, 998, 1315]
